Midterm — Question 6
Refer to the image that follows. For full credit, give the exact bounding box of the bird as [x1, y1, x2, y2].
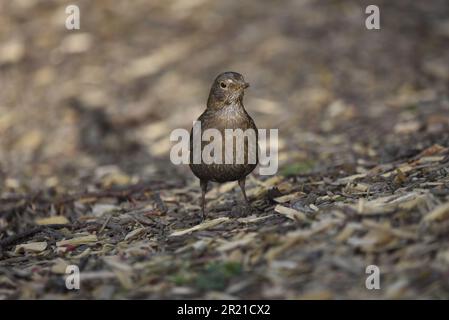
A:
[190, 71, 258, 220]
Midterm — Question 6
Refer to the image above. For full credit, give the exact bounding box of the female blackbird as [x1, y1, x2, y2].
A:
[190, 72, 258, 220]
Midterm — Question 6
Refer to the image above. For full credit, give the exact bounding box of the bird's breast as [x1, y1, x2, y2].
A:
[189, 105, 258, 182]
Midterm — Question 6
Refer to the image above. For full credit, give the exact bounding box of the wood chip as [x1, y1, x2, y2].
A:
[169, 217, 229, 237]
[15, 241, 47, 253]
[217, 233, 257, 252]
[35, 216, 69, 225]
[56, 235, 98, 247]
[274, 205, 308, 221]
[423, 202, 449, 222]
[92, 204, 119, 217]
[124, 227, 146, 241]
[51, 258, 70, 274]
[274, 192, 305, 203]
[237, 214, 274, 223]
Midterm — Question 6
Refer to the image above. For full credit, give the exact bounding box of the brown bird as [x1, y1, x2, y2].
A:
[190, 72, 258, 220]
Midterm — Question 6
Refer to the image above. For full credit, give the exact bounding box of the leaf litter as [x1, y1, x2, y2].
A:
[1, 0, 449, 300]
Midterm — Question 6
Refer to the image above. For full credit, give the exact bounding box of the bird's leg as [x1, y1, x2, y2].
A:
[238, 177, 250, 204]
[200, 179, 208, 221]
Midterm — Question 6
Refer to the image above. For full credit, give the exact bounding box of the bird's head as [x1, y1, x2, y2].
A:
[207, 71, 249, 108]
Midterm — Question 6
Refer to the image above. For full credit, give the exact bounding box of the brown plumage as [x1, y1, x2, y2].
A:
[190, 72, 258, 220]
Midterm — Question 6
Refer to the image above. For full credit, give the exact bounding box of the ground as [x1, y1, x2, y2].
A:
[1, 0, 449, 299]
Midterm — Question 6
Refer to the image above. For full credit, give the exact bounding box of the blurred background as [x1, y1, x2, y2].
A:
[1, 0, 448, 190]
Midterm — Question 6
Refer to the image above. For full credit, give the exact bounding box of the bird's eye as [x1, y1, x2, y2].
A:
[220, 82, 227, 89]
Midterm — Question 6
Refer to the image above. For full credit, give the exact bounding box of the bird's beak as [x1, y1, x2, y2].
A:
[242, 82, 250, 89]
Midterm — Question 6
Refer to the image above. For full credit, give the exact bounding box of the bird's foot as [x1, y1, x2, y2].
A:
[200, 209, 207, 222]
